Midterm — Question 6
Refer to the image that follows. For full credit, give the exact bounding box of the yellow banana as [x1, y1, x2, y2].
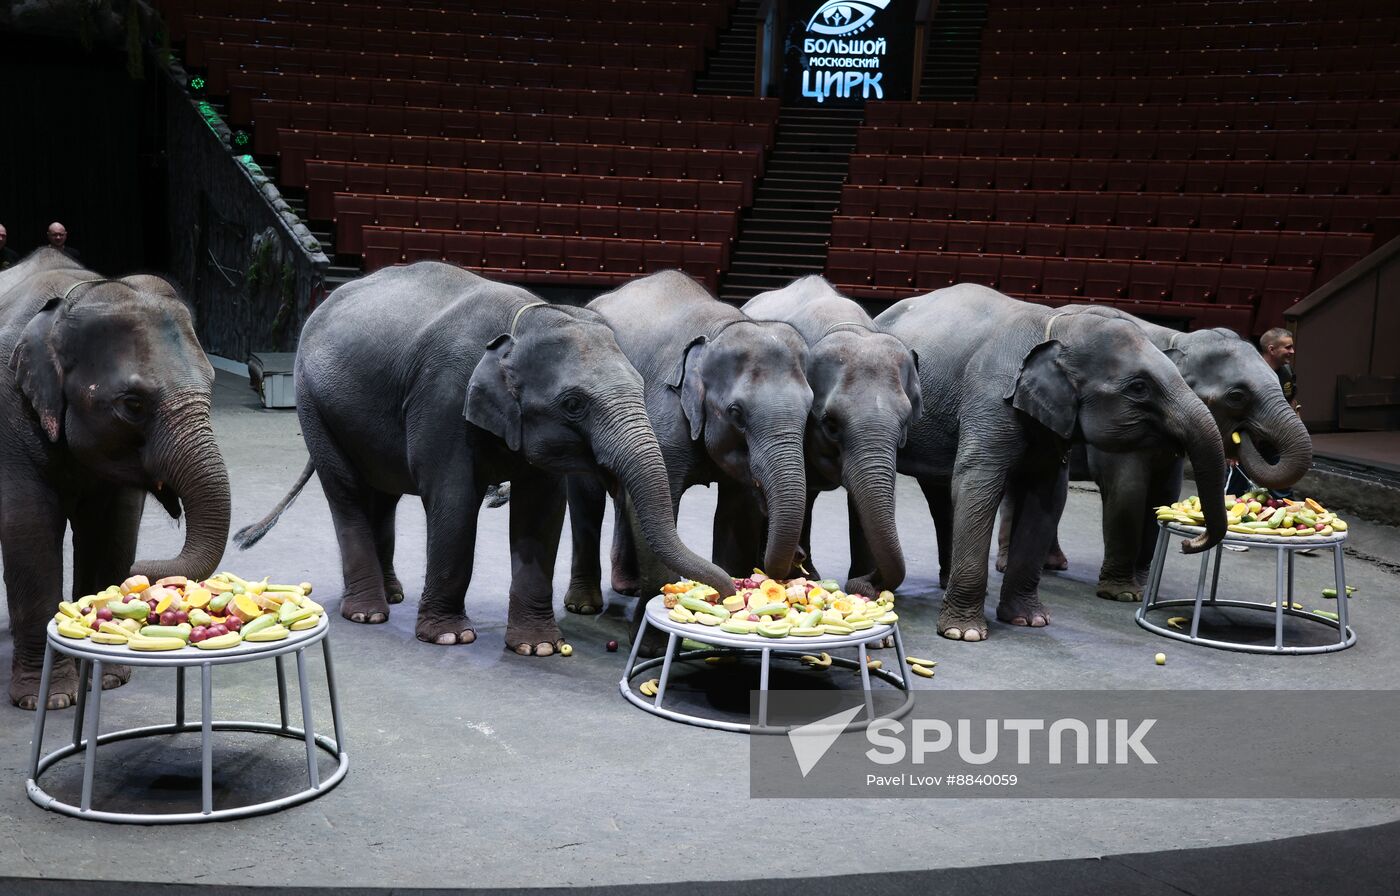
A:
[905, 656, 937, 667]
[910, 664, 934, 679]
[127, 634, 186, 651]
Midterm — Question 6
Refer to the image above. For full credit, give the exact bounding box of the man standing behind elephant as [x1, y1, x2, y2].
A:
[1260, 328, 1299, 416]
[0, 224, 19, 270]
[45, 222, 81, 263]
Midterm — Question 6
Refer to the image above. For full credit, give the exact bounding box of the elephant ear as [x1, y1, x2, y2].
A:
[465, 334, 522, 452]
[901, 349, 924, 440]
[1007, 340, 1078, 440]
[9, 297, 65, 443]
[666, 335, 707, 442]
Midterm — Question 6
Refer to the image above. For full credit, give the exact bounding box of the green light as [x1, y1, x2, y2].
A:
[233, 130, 250, 147]
[190, 76, 205, 91]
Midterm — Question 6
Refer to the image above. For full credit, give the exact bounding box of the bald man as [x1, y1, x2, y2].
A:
[46, 222, 81, 263]
[0, 224, 17, 270]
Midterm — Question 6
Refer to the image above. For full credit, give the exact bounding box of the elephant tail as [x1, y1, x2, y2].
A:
[233, 460, 316, 549]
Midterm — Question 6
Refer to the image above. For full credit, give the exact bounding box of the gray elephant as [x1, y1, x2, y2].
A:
[1, 249, 232, 709]
[740, 275, 922, 596]
[236, 262, 733, 655]
[871, 285, 1228, 641]
[998, 306, 1312, 601]
[563, 270, 813, 627]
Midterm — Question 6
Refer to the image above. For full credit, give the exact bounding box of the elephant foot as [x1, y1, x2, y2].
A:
[631, 624, 671, 659]
[996, 594, 1051, 628]
[384, 573, 406, 605]
[994, 552, 1009, 573]
[611, 570, 641, 597]
[415, 611, 476, 645]
[937, 604, 988, 642]
[1095, 578, 1142, 603]
[484, 483, 511, 508]
[341, 593, 390, 625]
[1044, 549, 1070, 571]
[10, 656, 78, 711]
[506, 616, 564, 656]
[563, 580, 605, 615]
[937, 571, 949, 590]
[102, 663, 133, 691]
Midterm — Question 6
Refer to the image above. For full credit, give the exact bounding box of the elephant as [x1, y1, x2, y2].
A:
[740, 275, 922, 596]
[563, 270, 813, 630]
[1, 249, 232, 709]
[869, 285, 1229, 642]
[997, 306, 1313, 601]
[235, 262, 734, 655]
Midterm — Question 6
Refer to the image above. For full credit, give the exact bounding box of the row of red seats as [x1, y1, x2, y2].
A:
[332, 194, 735, 257]
[848, 154, 1400, 196]
[168, 1, 712, 47]
[861, 99, 1400, 132]
[978, 70, 1400, 103]
[985, 0, 1378, 27]
[983, 20, 1400, 52]
[361, 227, 724, 290]
[204, 43, 693, 95]
[838, 185, 1399, 233]
[829, 216, 1370, 278]
[225, 72, 777, 129]
[856, 127, 1398, 163]
[278, 130, 761, 203]
[826, 250, 1310, 329]
[980, 45, 1395, 78]
[159, 0, 731, 27]
[304, 161, 744, 221]
[183, 17, 705, 72]
[249, 99, 773, 156]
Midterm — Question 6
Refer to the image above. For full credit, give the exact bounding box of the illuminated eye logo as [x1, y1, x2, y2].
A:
[806, 0, 889, 36]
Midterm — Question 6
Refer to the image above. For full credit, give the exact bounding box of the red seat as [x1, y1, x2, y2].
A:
[523, 236, 565, 272]
[1042, 259, 1086, 298]
[1231, 232, 1277, 266]
[378, 197, 417, 229]
[1143, 228, 1188, 262]
[831, 217, 870, 249]
[956, 255, 1000, 290]
[1023, 225, 1065, 258]
[869, 218, 908, 250]
[498, 202, 538, 235]
[945, 222, 985, 254]
[914, 254, 958, 291]
[1083, 261, 1130, 298]
[1172, 265, 1219, 303]
[618, 210, 658, 241]
[874, 251, 917, 288]
[906, 220, 947, 252]
[603, 240, 644, 274]
[1064, 227, 1106, 260]
[484, 234, 524, 269]
[418, 197, 456, 232]
[995, 192, 1038, 223]
[984, 222, 1025, 256]
[578, 206, 619, 238]
[1104, 228, 1149, 261]
[644, 241, 686, 274]
[827, 248, 874, 286]
[565, 239, 605, 273]
[402, 230, 444, 263]
[1000, 257, 1044, 294]
[1216, 267, 1266, 306]
[442, 231, 484, 268]
[539, 204, 579, 237]
[333, 194, 377, 255]
[1128, 261, 1174, 301]
[457, 201, 498, 234]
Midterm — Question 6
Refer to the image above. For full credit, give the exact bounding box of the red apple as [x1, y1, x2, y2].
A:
[189, 626, 208, 643]
[208, 624, 227, 638]
[224, 616, 243, 632]
[606, 640, 618, 652]
[147, 611, 161, 625]
[173, 610, 189, 624]
[96, 607, 114, 622]
[159, 610, 179, 627]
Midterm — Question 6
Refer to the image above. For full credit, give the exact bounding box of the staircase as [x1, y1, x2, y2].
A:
[919, 0, 988, 100]
[718, 106, 863, 302]
[694, 0, 761, 95]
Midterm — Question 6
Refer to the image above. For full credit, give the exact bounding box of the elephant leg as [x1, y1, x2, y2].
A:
[300, 400, 391, 624]
[71, 486, 145, 693]
[917, 476, 954, 590]
[505, 473, 567, 656]
[627, 488, 685, 658]
[938, 465, 1008, 641]
[413, 477, 482, 646]
[564, 474, 607, 615]
[995, 468, 1066, 628]
[370, 491, 405, 604]
[1093, 453, 1152, 602]
[994, 492, 1014, 573]
[610, 493, 641, 597]
[3, 480, 73, 710]
[712, 479, 763, 576]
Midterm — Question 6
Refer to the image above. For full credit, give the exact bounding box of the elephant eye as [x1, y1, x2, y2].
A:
[821, 413, 840, 439]
[1125, 379, 1150, 400]
[727, 403, 746, 427]
[1224, 388, 1249, 409]
[560, 394, 586, 420]
[119, 395, 147, 419]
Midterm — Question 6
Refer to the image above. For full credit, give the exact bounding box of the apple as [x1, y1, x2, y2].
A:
[208, 624, 227, 638]
[173, 610, 189, 624]
[224, 616, 243, 632]
[147, 611, 161, 625]
[189, 626, 208, 643]
[159, 610, 179, 627]
[606, 640, 618, 652]
[96, 607, 114, 622]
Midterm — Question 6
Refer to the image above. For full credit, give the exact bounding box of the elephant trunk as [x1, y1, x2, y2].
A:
[842, 434, 905, 591]
[593, 402, 734, 597]
[1170, 395, 1229, 553]
[1236, 399, 1312, 490]
[751, 429, 808, 579]
[131, 391, 232, 581]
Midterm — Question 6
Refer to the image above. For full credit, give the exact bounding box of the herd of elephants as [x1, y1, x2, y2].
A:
[0, 247, 1311, 710]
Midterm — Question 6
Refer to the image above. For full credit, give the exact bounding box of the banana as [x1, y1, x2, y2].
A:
[244, 624, 289, 642]
[800, 652, 833, 668]
[1167, 616, 1190, 630]
[679, 595, 729, 619]
[788, 626, 823, 637]
[866, 659, 883, 671]
[905, 656, 936, 667]
[91, 631, 132, 645]
[98, 621, 132, 639]
[910, 664, 935, 679]
[289, 615, 320, 631]
[57, 602, 82, 619]
[127, 634, 187, 651]
[693, 613, 723, 627]
[719, 619, 758, 635]
[876, 612, 898, 625]
[57, 620, 93, 640]
[756, 622, 791, 638]
[195, 631, 243, 650]
[638, 678, 659, 697]
[848, 618, 875, 631]
[1315, 609, 1340, 621]
[820, 622, 854, 636]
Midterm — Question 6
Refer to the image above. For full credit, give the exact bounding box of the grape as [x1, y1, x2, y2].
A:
[159, 610, 179, 627]
[96, 607, 114, 622]
[147, 611, 161, 625]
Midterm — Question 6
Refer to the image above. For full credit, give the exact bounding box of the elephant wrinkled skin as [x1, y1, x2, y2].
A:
[236, 263, 731, 656]
[0, 249, 231, 709]
[872, 286, 1229, 642]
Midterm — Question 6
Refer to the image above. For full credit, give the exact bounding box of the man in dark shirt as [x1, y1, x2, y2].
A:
[0, 224, 18, 270]
[46, 221, 82, 263]
[1260, 327, 1299, 416]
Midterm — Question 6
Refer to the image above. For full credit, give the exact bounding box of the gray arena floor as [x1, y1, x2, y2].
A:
[2, 368, 1399, 889]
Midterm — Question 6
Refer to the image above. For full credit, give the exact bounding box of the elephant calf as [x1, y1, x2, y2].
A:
[742, 275, 922, 596]
[1, 249, 231, 709]
[237, 263, 732, 655]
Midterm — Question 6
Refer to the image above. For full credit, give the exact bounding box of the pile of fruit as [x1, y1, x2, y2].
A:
[661, 571, 897, 639]
[52, 572, 322, 651]
[1156, 491, 1349, 538]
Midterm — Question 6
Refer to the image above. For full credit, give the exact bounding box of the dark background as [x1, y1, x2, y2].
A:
[0, 31, 167, 276]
